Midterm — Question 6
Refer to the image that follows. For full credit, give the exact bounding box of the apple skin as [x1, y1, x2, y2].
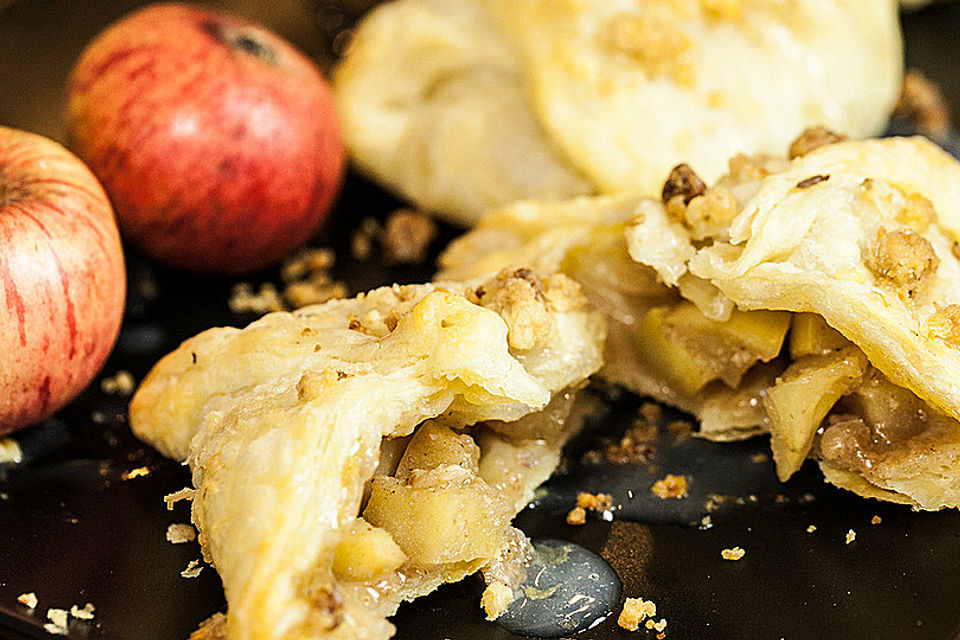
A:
[65, 3, 346, 274]
[0, 126, 126, 434]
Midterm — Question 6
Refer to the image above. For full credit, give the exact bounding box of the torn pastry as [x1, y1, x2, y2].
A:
[334, 0, 902, 224]
[130, 269, 605, 640]
[441, 135, 960, 510]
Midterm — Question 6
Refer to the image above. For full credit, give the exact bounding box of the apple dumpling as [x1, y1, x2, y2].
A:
[129, 268, 605, 640]
[439, 134, 960, 510]
[334, 0, 902, 224]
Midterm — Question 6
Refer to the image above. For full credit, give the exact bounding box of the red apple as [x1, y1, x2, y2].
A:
[65, 3, 346, 274]
[0, 126, 126, 434]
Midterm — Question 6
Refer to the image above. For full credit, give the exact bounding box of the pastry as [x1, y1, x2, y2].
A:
[334, 0, 902, 224]
[440, 134, 960, 510]
[130, 269, 605, 639]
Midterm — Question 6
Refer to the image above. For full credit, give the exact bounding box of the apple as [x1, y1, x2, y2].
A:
[0, 126, 126, 434]
[65, 3, 346, 274]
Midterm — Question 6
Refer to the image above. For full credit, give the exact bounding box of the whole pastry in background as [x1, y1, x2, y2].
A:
[440, 133, 960, 511]
[130, 269, 605, 640]
[335, 0, 903, 225]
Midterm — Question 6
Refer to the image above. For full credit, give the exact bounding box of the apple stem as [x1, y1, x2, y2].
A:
[201, 21, 276, 66]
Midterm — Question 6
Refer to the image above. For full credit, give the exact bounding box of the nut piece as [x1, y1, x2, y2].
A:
[866, 227, 940, 298]
[662, 163, 707, 207]
[788, 126, 847, 159]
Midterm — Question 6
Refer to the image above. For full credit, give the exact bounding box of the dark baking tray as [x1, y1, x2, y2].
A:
[3, 2, 960, 639]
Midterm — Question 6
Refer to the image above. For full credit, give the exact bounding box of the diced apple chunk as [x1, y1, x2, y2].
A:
[789, 313, 852, 358]
[363, 465, 510, 567]
[395, 421, 480, 479]
[764, 348, 868, 481]
[332, 519, 407, 582]
[634, 302, 790, 395]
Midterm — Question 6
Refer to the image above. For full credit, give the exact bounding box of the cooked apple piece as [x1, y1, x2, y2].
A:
[698, 359, 785, 442]
[364, 465, 510, 567]
[395, 421, 479, 479]
[789, 313, 852, 358]
[635, 302, 789, 395]
[764, 348, 868, 480]
[333, 520, 407, 582]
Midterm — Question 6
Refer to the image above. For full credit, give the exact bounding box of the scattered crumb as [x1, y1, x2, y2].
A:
[566, 506, 587, 526]
[279, 247, 347, 309]
[577, 492, 613, 511]
[618, 597, 658, 631]
[699, 515, 713, 530]
[229, 282, 284, 314]
[166, 523, 197, 544]
[181, 559, 204, 579]
[654, 619, 668, 632]
[845, 529, 856, 545]
[121, 466, 151, 480]
[651, 474, 688, 499]
[870, 515, 882, 525]
[17, 592, 37, 609]
[480, 582, 513, 621]
[894, 69, 951, 139]
[601, 420, 657, 465]
[806, 525, 817, 534]
[639, 402, 662, 424]
[69, 603, 95, 620]
[721, 546, 746, 561]
[774, 494, 789, 504]
[47, 608, 69, 630]
[351, 217, 381, 260]
[280, 247, 334, 282]
[381, 208, 438, 265]
[749, 452, 768, 463]
[666, 420, 693, 440]
[164, 487, 196, 510]
[0, 438, 23, 464]
[43, 623, 68, 636]
[100, 370, 136, 396]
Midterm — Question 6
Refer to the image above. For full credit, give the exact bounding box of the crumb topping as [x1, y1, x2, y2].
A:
[866, 227, 940, 298]
[662, 163, 707, 208]
[926, 304, 960, 348]
[651, 474, 689, 499]
[472, 268, 556, 351]
[788, 126, 847, 160]
[896, 194, 937, 233]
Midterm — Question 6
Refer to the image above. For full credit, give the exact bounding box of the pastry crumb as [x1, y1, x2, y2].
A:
[577, 491, 613, 511]
[17, 592, 37, 609]
[721, 546, 745, 561]
[47, 608, 69, 630]
[618, 597, 658, 631]
[69, 603, 95, 620]
[164, 487, 196, 510]
[845, 529, 856, 545]
[43, 623, 68, 636]
[870, 515, 882, 525]
[480, 582, 513, 621]
[806, 525, 817, 533]
[651, 474, 688, 499]
[181, 559, 204, 579]
[749, 452, 768, 463]
[166, 523, 197, 544]
[121, 466, 151, 480]
[100, 370, 136, 396]
[0, 438, 23, 464]
[566, 506, 587, 526]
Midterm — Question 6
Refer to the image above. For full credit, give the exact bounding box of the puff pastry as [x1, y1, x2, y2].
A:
[335, 0, 902, 224]
[440, 135, 960, 510]
[130, 269, 605, 639]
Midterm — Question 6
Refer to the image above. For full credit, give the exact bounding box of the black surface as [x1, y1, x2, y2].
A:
[3, 2, 960, 640]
